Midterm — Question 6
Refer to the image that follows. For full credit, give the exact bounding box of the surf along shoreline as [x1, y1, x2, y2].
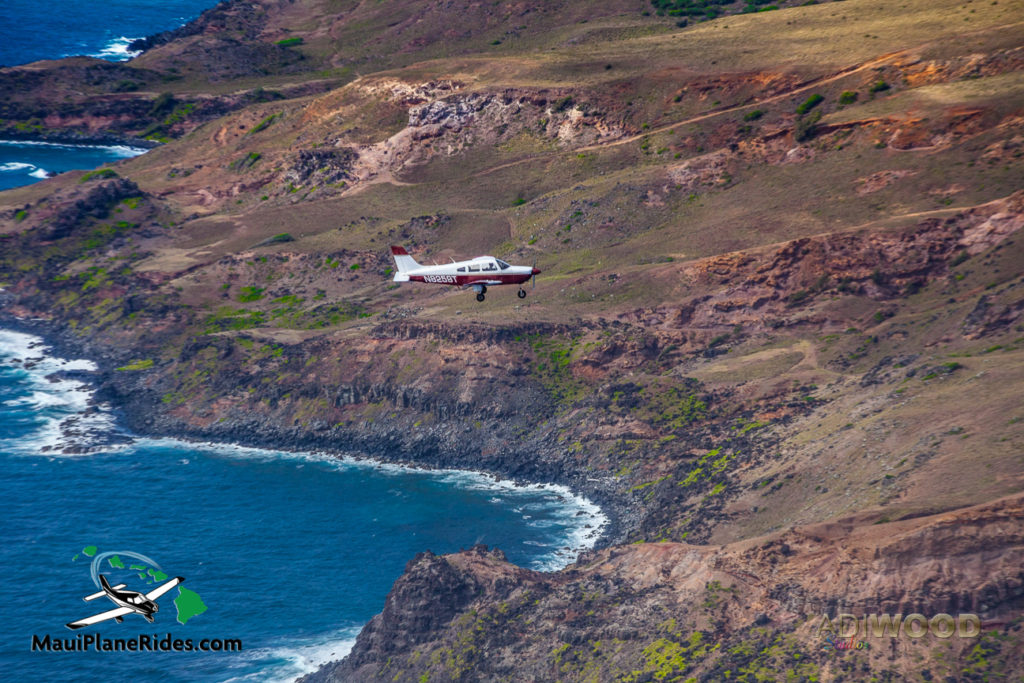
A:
[0, 313, 615, 675]
[0, 312, 624, 553]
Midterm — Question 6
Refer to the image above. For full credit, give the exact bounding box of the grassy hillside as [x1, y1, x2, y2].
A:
[1, 0, 1023, 679]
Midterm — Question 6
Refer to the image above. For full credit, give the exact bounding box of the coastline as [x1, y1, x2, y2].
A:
[0, 136, 157, 153]
[0, 311, 630, 550]
[0, 319, 609, 679]
[0, 315, 611, 558]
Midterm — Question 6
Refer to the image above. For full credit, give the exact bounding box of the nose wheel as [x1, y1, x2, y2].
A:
[517, 289, 527, 299]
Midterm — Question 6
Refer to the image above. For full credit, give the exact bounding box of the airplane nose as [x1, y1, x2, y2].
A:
[532, 267, 541, 275]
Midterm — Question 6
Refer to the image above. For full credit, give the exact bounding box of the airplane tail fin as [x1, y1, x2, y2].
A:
[99, 574, 113, 592]
[390, 246, 419, 282]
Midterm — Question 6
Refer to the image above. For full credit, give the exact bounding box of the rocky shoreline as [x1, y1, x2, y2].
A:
[0, 131, 160, 150]
[0, 311, 629, 551]
[2, 0, 1024, 677]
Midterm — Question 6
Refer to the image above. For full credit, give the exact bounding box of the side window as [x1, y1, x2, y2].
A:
[457, 267, 466, 272]
[468, 265, 480, 272]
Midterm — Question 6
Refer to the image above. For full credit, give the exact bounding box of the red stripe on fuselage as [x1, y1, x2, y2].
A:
[409, 273, 531, 286]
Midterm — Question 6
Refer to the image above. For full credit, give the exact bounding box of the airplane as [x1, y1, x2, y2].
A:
[390, 246, 541, 302]
[66, 573, 184, 630]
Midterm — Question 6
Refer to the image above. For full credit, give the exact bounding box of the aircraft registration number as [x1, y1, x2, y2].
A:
[424, 274, 456, 283]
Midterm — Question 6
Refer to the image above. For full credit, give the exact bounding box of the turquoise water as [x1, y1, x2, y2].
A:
[0, 0, 216, 66]
[0, 329, 605, 681]
[0, 0, 219, 190]
[0, 141, 148, 191]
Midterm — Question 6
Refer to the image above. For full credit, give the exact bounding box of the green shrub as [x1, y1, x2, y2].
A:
[255, 233, 294, 247]
[793, 110, 822, 142]
[869, 80, 890, 93]
[743, 109, 764, 121]
[229, 152, 262, 171]
[795, 93, 823, 115]
[838, 90, 857, 105]
[553, 96, 574, 112]
[148, 92, 175, 117]
[248, 114, 279, 135]
[274, 37, 304, 47]
[237, 286, 266, 302]
[79, 168, 119, 183]
[787, 289, 810, 306]
[117, 359, 154, 371]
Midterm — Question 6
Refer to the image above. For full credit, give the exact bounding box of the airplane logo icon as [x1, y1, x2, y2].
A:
[66, 573, 185, 630]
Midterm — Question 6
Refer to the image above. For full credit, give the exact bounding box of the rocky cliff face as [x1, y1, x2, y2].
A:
[308, 494, 1024, 682]
[1, 0, 1023, 679]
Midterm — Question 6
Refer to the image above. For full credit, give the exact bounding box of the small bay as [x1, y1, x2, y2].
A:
[0, 329, 605, 681]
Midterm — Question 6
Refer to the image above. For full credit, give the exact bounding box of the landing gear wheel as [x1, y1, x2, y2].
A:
[476, 293, 485, 302]
[517, 289, 527, 299]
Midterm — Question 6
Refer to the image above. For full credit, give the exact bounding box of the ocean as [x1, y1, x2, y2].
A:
[0, 0, 215, 67]
[1, 12, 606, 680]
[0, 0, 217, 190]
[0, 329, 606, 681]
[0, 141, 148, 192]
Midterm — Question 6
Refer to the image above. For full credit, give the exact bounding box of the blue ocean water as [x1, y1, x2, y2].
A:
[0, 0, 215, 67]
[0, 329, 606, 681]
[0, 0, 217, 190]
[0, 141, 148, 191]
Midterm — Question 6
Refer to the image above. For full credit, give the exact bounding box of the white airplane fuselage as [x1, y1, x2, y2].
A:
[390, 246, 539, 301]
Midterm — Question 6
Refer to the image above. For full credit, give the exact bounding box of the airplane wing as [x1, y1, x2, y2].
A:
[145, 576, 184, 601]
[84, 584, 126, 601]
[66, 606, 133, 630]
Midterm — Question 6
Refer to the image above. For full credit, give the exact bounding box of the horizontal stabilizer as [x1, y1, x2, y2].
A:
[84, 584, 126, 601]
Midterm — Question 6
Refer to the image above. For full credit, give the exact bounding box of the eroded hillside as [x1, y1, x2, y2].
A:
[1, 0, 1022, 679]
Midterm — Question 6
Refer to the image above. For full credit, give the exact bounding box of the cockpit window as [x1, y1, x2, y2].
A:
[482, 262, 497, 271]
[496, 260, 510, 270]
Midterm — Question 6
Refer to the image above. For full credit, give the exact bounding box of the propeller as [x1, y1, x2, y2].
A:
[531, 259, 539, 289]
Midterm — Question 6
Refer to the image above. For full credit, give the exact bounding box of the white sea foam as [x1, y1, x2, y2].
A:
[28, 168, 50, 178]
[222, 627, 360, 683]
[0, 336, 610, 560]
[92, 36, 142, 61]
[136, 434, 609, 572]
[0, 328, 122, 454]
[0, 162, 35, 172]
[0, 139, 149, 157]
[1, 326, 609, 679]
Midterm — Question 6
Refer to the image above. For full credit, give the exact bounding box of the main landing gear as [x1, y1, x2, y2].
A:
[517, 289, 527, 299]
[475, 284, 487, 302]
